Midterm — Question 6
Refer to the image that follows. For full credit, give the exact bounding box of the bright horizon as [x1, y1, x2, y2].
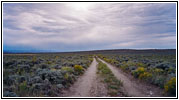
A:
[3, 2, 176, 52]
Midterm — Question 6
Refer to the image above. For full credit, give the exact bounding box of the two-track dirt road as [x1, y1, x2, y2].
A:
[62, 58, 108, 97]
[98, 58, 164, 97]
[62, 58, 164, 97]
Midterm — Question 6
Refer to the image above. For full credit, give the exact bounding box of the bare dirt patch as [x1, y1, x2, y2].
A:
[90, 75, 109, 97]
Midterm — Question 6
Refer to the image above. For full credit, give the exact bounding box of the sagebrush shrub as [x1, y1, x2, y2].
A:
[153, 68, 164, 75]
[132, 67, 145, 78]
[167, 68, 176, 74]
[61, 67, 74, 73]
[120, 64, 129, 71]
[164, 77, 176, 95]
[3, 91, 18, 97]
[136, 62, 147, 68]
[152, 75, 166, 88]
[139, 72, 152, 81]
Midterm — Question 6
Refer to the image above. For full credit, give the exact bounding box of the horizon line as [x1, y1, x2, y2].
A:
[3, 48, 176, 54]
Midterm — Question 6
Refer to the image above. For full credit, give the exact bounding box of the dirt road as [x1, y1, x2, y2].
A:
[62, 58, 108, 97]
[98, 58, 164, 97]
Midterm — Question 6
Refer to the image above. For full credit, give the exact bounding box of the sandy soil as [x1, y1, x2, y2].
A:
[62, 58, 108, 97]
[98, 58, 164, 97]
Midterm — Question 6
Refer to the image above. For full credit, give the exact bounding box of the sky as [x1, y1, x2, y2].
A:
[3, 3, 176, 52]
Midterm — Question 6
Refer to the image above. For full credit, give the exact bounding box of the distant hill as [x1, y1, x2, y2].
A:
[3, 49, 176, 55]
[71, 49, 176, 55]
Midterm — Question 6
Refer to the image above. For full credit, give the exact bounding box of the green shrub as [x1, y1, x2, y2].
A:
[149, 68, 164, 76]
[103, 58, 118, 65]
[120, 64, 129, 71]
[164, 77, 176, 95]
[63, 73, 75, 84]
[132, 67, 145, 78]
[17, 67, 25, 75]
[64, 73, 69, 80]
[152, 75, 166, 88]
[18, 81, 28, 96]
[61, 66, 74, 73]
[167, 68, 176, 74]
[46, 61, 52, 64]
[74, 65, 84, 75]
[88, 58, 93, 63]
[32, 56, 37, 63]
[139, 72, 152, 81]
[136, 62, 147, 68]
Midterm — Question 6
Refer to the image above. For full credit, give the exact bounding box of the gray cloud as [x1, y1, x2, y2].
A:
[3, 3, 176, 51]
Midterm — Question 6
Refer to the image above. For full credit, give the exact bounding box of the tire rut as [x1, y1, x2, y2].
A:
[98, 58, 164, 97]
[62, 58, 108, 97]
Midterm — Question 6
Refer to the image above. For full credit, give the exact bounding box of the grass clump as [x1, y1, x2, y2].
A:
[97, 59, 123, 96]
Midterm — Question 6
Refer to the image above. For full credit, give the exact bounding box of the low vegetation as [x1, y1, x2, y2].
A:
[3, 49, 176, 97]
[3, 54, 93, 97]
[164, 77, 176, 95]
[96, 59, 124, 96]
[98, 51, 176, 96]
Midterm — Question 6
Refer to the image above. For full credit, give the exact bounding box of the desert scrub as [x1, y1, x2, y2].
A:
[139, 72, 152, 81]
[3, 54, 92, 97]
[61, 66, 74, 74]
[103, 58, 117, 65]
[32, 56, 37, 63]
[120, 62, 129, 71]
[151, 75, 166, 88]
[97, 59, 123, 96]
[96, 52, 176, 96]
[61, 66, 75, 85]
[164, 77, 176, 96]
[150, 68, 164, 75]
[167, 67, 176, 74]
[136, 62, 147, 68]
[74, 65, 84, 75]
[18, 81, 28, 96]
[132, 67, 145, 78]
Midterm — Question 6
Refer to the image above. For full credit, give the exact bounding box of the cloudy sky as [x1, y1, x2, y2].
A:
[3, 3, 176, 52]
